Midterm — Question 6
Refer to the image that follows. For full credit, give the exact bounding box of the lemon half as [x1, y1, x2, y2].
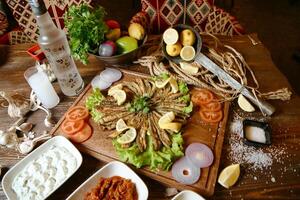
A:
[180, 46, 195, 61]
[163, 28, 179, 45]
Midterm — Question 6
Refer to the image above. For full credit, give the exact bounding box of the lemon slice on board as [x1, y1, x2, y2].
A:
[160, 122, 182, 132]
[111, 89, 126, 105]
[218, 164, 240, 189]
[117, 127, 137, 144]
[163, 28, 179, 45]
[155, 78, 170, 88]
[180, 46, 196, 61]
[237, 94, 255, 112]
[179, 62, 199, 74]
[158, 111, 176, 126]
[108, 84, 123, 96]
[169, 77, 179, 93]
[116, 119, 129, 133]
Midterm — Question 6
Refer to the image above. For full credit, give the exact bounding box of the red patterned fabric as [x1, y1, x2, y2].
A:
[134, 0, 244, 36]
[5, 0, 92, 42]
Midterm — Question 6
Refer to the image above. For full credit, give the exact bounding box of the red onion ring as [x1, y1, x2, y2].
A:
[185, 143, 214, 168]
[171, 156, 201, 185]
[99, 68, 122, 83]
[91, 75, 112, 90]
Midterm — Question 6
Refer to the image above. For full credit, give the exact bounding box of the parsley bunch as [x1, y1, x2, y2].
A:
[128, 96, 150, 113]
[64, 4, 108, 65]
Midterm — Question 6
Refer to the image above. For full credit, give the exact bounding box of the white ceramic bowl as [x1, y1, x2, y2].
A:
[2, 136, 83, 200]
[171, 190, 205, 200]
[66, 161, 149, 200]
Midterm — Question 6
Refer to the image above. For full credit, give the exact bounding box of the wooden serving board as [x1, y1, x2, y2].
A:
[50, 69, 230, 196]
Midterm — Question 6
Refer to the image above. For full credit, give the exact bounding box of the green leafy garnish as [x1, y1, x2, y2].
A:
[178, 81, 189, 94]
[183, 102, 193, 114]
[113, 133, 184, 171]
[64, 4, 108, 64]
[85, 88, 104, 122]
[128, 96, 150, 113]
[178, 94, 190, 103]
[151, 73, 170, 81]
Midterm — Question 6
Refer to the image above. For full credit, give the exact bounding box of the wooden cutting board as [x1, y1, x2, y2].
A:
[50, 69, 230, 196]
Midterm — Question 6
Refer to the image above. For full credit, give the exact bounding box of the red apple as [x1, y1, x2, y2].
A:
[105, 19, 120, 29]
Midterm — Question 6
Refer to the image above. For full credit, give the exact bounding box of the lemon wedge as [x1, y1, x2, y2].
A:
[163, 28, 179, 45]
[160, 122, 182, 132]
[180, 46, 196, 61]
[179, 62, 199, 75]
[117, 127, 137, 144]
[116, 119, 129, 133]
[158, 111, 175, 127]
[218, 164, 240, 189]
[237, 94, 255, 112]
[111, 89, 126, 105]
[155, 78, 170, 88]
[108, 84, 123, 96]
[169, 77, 178, 93]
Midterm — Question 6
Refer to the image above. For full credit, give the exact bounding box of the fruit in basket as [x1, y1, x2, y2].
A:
[105, 19, 120, 29]
[166, 42, 182, 57]
[116, 36, 138, 54]
[98, 41, 117, 57]
[128, 23, 145, 40]
[180, 29, 196, 46]
[180, 46, 196, 61]
[163, 28, 179, 45]
[105, 28, 121, 41]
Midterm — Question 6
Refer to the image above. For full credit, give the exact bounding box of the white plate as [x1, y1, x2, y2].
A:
[2, 136, 82, 200]
[171, 190, 205, 200]
[67, 161, 149, 200]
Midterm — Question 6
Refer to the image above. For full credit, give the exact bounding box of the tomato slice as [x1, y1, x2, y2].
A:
[199, 109, 223, 123]
[66, 106, 89, 121]
[61, 119, 85, 135]
[68, 123, 92, 143]
[202, 101, 222, 112]
[192, 89, 214, 105]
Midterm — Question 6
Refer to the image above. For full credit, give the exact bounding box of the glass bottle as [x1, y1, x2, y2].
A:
[28, 0, 84, 96]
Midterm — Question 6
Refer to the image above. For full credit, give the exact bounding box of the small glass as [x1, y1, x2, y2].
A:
[24, 67, 60, 108]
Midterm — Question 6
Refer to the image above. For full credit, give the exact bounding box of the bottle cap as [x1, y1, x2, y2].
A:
[28, 0, 47, 16]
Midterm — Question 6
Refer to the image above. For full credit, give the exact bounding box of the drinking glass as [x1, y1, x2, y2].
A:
[24, 67, 60, 108]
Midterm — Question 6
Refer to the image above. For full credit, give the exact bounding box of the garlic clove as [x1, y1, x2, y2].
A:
[0, 133, 9, 146]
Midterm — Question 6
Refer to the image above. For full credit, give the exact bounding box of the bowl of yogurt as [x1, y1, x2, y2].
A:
[2, 136, 82, 200]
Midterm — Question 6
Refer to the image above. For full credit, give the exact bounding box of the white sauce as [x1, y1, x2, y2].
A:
[245, 126, 266, 144]
[12, 145, 77, 200]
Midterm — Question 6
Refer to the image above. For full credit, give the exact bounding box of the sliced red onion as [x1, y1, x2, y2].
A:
[99, 68, 122, 83]
[91, 75, 112, 90]
[185, 143, 214, 168]
[171, 156, 201, 185]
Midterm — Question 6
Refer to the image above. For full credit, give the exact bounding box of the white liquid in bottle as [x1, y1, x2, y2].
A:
[29, 0, 84, 96]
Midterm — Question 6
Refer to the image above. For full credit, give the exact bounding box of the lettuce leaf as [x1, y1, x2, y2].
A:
[178, 81, 189, 94]
[183, 102, 193, 114]
[113, 133, 184, 171]
[85, 88, 104, 122]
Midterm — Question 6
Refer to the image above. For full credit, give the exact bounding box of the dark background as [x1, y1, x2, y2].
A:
[98, 0, 300, 95]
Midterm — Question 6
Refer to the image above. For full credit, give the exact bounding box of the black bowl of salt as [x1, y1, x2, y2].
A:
[242, 119, 272, 147]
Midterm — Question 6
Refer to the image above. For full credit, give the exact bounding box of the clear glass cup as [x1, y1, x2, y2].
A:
[24, 67, 60, 108]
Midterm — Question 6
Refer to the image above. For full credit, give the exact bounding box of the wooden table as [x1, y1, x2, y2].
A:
[0, 34, 299, 199]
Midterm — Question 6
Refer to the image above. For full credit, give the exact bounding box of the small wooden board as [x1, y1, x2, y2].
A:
[50, 69, 230, 196]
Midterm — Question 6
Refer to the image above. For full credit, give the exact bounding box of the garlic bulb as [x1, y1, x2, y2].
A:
[0, 130, 9, 145]
[0, 91, 31, 118]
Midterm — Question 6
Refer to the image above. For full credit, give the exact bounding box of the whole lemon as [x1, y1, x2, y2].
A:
[128, 23, 145, 40]
[166, 42, 182, 57]
[180, 29, 196, 46]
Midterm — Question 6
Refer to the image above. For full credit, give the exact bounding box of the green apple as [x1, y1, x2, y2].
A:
[116, 36, 138, 54]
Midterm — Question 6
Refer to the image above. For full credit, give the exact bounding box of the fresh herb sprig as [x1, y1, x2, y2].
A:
[64, 4, 108, 64]
[128, 96, 150, 113]
[151, 73, 170, 81]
